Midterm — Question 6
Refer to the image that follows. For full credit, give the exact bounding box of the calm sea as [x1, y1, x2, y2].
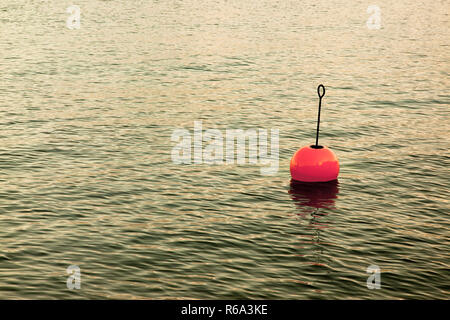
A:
[0, 0, 448, 299]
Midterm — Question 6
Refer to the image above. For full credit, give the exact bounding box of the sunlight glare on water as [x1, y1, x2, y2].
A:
[0, 0, 448, 299]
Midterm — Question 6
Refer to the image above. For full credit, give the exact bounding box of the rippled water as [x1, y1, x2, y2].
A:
[0, 0, 448, 299]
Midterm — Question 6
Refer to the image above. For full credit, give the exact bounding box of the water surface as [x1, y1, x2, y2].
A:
[0, 0, 448, 299]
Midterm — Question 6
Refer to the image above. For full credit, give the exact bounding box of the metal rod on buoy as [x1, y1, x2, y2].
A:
[315, 84, 326, 147]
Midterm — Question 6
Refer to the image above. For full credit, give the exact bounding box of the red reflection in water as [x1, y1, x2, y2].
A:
[288, 179, 339, 210]
[288, 180, 340, 270]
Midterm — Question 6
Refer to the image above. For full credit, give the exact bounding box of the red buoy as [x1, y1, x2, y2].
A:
[290, 145, 339, 182]
[289, 179, 339, 209]
[290, 85, 339, 183]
